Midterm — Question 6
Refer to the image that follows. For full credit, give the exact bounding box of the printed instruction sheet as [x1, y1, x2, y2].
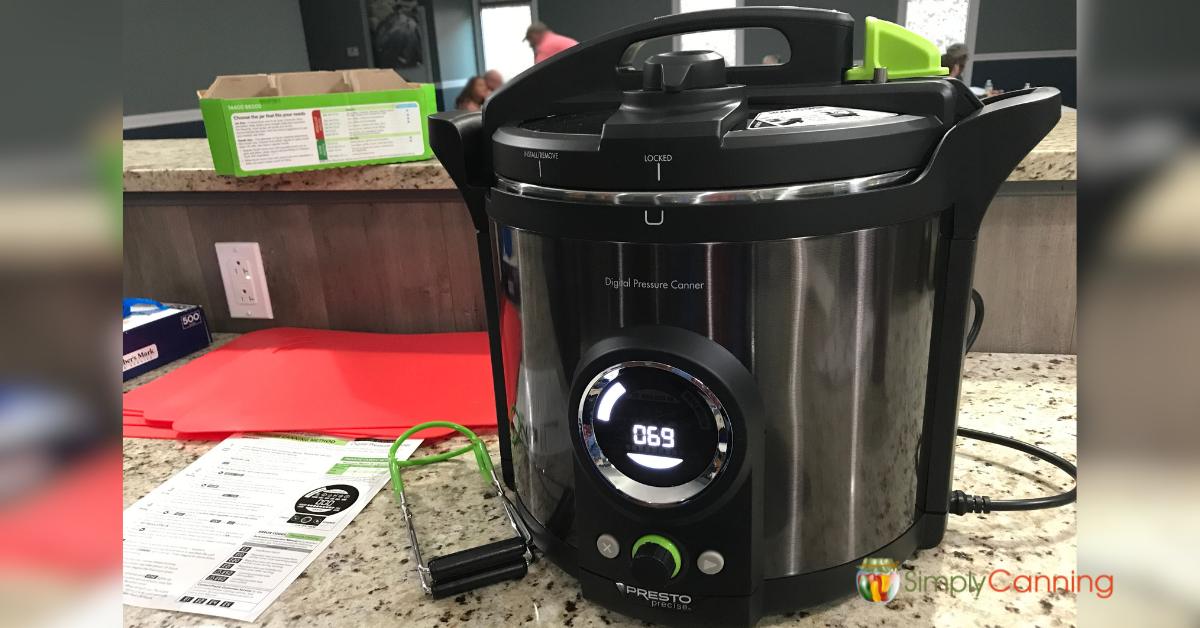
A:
[231, 102, 424, 171]
[123, 433, 420, 621]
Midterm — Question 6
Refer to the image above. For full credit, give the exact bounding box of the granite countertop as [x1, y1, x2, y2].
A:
[122, 110, 1075, 193]
[1010, 108, 1076, 182]
[122, 140, 454, 193]
[123, 338, 1076, 627]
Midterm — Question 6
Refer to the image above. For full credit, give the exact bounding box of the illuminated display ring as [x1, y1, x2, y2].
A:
[578, 361, 732, 506]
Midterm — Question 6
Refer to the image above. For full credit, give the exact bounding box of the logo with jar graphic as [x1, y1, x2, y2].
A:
[856, 557, 902, 603]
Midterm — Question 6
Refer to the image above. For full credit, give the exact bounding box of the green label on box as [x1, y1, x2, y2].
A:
[231, 102, 422, 171]
[200, 84, 436, 177]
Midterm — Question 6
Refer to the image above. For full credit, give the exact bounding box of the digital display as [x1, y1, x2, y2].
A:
[632, 424, 675, 448]
[588, 366, 719, 487]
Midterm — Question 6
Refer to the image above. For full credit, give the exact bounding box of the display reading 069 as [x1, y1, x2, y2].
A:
[631, 424, 675, 448]
[587, 364, 719, 487]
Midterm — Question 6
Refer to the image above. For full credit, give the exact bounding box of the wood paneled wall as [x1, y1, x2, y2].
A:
[124, 183, 1076, 353]
[971, 182, 1077, 354]
[124, 191, 484, 334]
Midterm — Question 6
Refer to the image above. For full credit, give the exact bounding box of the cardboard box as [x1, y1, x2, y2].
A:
[198, 69, 436, 177]
[122, 304, 212, 381]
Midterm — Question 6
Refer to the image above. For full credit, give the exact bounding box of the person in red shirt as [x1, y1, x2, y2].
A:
[524, 22, 579, 64]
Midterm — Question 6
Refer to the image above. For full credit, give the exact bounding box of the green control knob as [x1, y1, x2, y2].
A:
[631, 534, 682, 586]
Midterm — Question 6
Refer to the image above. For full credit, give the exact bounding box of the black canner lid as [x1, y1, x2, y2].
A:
[430, 7, 1059, 241]
[492, 49, 954, 191]
[479, 7, 988, 192]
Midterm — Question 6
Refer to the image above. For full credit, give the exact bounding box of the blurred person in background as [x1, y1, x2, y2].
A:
[454, 76, 489, 112]
[761, 54, 781, 65]
[484, 69, 505, 93]
[941, 43, 997, 97]
[941, 42, 969, 79]
[525, 21, 578, 64]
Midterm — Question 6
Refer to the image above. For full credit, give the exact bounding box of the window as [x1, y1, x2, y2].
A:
[905, 0, 971, 54]
[677, 0, 740, 64]
[480, 3, 534, 82]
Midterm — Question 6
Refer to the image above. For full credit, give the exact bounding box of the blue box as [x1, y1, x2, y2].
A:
[122, 304, 212, 381]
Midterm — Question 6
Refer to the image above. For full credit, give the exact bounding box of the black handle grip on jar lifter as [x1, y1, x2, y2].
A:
[389, 421, 533, 599]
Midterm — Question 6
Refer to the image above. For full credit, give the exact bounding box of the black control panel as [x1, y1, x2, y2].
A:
[568, 327, 766, 626]
[573, 462, 762, 625]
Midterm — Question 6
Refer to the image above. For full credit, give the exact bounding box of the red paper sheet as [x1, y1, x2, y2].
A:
[122, 328, 496, 440]
[0, 450, 122, 574]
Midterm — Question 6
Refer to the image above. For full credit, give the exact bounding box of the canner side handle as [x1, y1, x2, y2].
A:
[946, 86, 1062, 238]
[429, 111, 488, 229]
[918, 86, 1062, 547]
[429, 110, 516, 487]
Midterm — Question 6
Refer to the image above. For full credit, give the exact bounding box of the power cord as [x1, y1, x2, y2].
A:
[950, 289, 1077, 516]
[951, 426, 1077, 514]
[964, 288, 985, 353]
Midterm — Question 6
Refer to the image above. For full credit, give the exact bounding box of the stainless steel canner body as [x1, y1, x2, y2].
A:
[497, 215, 940, 578]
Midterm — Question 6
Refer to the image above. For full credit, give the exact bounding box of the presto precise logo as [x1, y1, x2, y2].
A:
[615, 582, 693, 611]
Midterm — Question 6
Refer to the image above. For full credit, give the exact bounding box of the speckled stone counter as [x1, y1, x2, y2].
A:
[1010, 109, 1076, 182]
[123, 348, 1076, 627]
[122, 111, 1074, 193]
[122, 139, 453, 193]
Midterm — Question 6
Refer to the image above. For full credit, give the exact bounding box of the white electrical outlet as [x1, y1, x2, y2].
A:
[215, 242, 274, 319]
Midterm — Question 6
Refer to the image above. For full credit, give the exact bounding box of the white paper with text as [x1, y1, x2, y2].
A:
[123, 433, 419, 621]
